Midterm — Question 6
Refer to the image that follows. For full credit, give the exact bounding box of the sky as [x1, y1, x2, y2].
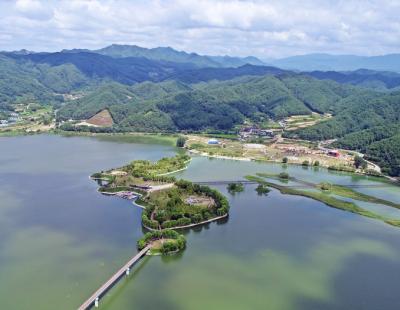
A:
[0, 0, 399, 59]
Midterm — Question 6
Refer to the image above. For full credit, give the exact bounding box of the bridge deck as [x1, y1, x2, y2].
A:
[78, 245, 151, 310]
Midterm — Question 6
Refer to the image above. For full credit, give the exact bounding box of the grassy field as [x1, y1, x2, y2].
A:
[284, 113, 332, 131]
[319, 184, 400, 209]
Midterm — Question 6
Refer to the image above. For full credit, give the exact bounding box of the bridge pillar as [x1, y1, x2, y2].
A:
[126, 267, 130, 276]
[95, 297, 99, 308]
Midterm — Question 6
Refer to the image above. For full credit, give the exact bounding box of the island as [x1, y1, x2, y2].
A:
[91, 154, 230, 255]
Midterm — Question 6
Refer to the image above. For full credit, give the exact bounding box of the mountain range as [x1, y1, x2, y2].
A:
[0, 44, 399, 175]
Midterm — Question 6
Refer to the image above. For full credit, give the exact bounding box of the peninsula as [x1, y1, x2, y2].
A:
[91, 154, 230, 254]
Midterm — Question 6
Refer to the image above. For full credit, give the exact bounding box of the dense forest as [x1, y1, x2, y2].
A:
[56, 75, 361, 131]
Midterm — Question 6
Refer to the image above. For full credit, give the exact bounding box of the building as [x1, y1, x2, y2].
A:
[239, 125, 275, 141]
[208, 138, 220, 145]
[328, 150, 340, 158]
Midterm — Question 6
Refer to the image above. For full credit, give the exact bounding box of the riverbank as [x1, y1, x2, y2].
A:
[188, 149, 251, 161]
[156, 159, 192, 176]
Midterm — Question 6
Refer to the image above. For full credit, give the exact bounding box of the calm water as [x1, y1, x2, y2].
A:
[1, 135, 400, 310]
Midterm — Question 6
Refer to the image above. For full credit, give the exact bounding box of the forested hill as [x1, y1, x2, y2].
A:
[57, 74, 364, 132]
[3, 50, 400, 101]
[285, 91, 400, 176]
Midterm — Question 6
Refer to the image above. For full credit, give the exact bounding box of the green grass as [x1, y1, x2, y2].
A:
[200, 133, 238, 140]
[125, 154, 191, 176]
[98, 186, 131, 193]
[319, 184, 400, 209]
[256, 173, 399, 208]
[246, 175, 400, 228]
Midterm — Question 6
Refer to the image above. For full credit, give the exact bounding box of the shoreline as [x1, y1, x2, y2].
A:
[188, 149, 251, 161]
[142, 213, 228, 231]
[4, 130, 398, 182]
[189, 149, 399, 185]
[156, 159, 192, 176]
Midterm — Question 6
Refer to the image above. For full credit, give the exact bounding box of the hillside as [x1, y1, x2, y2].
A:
[285, 91, 400, 176]
[57, 75, 359, 131]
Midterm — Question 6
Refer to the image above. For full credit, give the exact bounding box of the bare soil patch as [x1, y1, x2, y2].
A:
[86, 109, 114, 127]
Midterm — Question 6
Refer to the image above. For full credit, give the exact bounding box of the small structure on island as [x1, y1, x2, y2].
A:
[208, 138, 220, 145]
[328, 150, 340, 158]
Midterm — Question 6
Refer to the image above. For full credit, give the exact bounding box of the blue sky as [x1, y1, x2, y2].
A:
[0, 0, 399, 59]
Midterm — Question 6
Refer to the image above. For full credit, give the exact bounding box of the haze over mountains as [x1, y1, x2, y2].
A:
[270, 53, 400, 72]
[5, 44, 400, 72]
[0, 44, 399, 175]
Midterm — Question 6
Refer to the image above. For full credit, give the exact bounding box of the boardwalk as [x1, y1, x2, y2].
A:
[78, 245, 151, 310]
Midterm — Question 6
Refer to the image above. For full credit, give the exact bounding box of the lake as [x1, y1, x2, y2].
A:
[1, 134, 400, 310]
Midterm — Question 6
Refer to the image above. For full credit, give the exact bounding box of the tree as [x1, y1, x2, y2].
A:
[227, 183, 244, 194]
[319, 182, 332, 191]
[313, 161, 320, 166]
[354, 155, 368, 169]
[302, 160, 310, 167]
[278, 172, 289, 179]
[282, 157, 288, 163]
[176, 136, 187, 147]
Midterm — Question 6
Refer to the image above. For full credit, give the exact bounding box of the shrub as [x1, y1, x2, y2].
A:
[364, 169, 383, 177]
[190, 214, 203, 223]
[256, 184, 270, 195]
[137, 229, 186, 254]
[177, 217, 191, 226]
[319, 182, 332, 191]
[278, 172, 290, 179]
[282, 157, 288, 163]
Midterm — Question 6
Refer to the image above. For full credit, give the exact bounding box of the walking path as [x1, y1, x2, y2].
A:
[78, 245, 151, 310]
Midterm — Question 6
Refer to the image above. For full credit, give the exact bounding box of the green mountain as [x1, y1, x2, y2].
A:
[1, 47, 399, 176]
[84, 44, 265, 68]
[57, 75, 358, 131]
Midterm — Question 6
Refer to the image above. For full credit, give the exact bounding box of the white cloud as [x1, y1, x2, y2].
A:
[15, 0, 53, 20]
[0, 0, 399, 58]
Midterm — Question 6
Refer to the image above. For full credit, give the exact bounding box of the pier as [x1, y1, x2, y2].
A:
[78, 245, 151, 310]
